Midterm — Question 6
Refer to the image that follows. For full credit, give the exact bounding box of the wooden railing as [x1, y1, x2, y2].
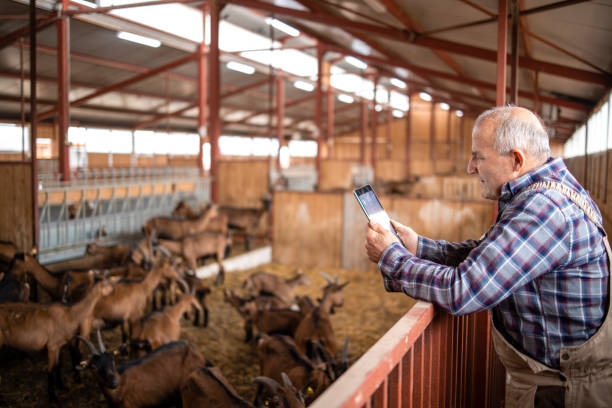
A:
[311, 302, 506, 408]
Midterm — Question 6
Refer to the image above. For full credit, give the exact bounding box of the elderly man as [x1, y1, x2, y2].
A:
[365, 106, 611, 408]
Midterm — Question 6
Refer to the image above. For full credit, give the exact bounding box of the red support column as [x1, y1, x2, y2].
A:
[497, 0, 508, 106]
[315, 42, 324, 184]
[386, 108, 392, 159]
[29, 0, 39, 252]
[510, 0, 519, 104]
[360, 97, 367, 165]
[208, 0, 221, 203]
[370, 75, 378, 182]
[57, 0, 70, 181]
[429, 102, 436, 164]
[405, 87, 412, 179]
[276, 75, 285, 170]
[326, 80, 334, 158]
[197, 3, 207, 177]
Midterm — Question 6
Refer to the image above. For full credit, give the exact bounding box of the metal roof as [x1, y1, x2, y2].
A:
[0, 0, 610, 141]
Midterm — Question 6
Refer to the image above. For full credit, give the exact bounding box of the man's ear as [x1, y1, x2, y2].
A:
[511, 149, 526, 172]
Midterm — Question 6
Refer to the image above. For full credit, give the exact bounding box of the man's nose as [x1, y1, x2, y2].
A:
[467, 158, 476, 174]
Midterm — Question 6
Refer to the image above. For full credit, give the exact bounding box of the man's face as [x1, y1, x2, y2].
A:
[467, 121, 516, 200]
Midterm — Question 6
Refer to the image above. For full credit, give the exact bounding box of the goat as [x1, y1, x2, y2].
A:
[142, 203, 218, 240]
[0, 271, 30, 303]
[293, 277, 349, 357]
[88, 258, 182, 343]
[0, 240, 18, 265]
[172, 201, 230, 233]
[252, 373, 307, 408]
[156, 230, 231, 285]
[223, 289, 293, 342]
[79, 333, 206, 408]
[86, 242, 131, 265]
[217, 197, 271, 251]
[243, 270, 310, 303]
[255, 335, 332, 405]
[183, 272, 211, 326]
[180, 366, 254, 408]
[130, 279, 203, 354]
[0, 280, 113, 403]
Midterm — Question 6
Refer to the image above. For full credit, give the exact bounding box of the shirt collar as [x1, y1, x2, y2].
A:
[498, 157, 566, 204]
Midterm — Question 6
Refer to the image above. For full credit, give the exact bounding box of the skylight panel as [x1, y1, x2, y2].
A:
[265, 18, 300, 37]
[389, 91, 409, 111]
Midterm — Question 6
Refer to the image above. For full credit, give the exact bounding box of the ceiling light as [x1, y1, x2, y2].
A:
[456, 110, 464, 118]
[392, 110, 404, 118]
[375, 104, 383, 112]
[344, 56, 368, 70]
[419, 92, 432, 102]
[440, 102, 450, 111]
[390, 78, 406, 89]
[338, 94, 354, 104]
[117, 31, 161, 48]
[293, 81, 314, 92]
[226, 61, 256, 75]
[265, 17, 300, 37]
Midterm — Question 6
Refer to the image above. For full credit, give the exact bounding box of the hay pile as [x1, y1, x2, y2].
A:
[0, 262, 415, 407]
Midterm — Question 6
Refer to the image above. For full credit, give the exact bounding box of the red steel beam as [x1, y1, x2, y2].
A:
[323, 43, 592, 112]
[197, 3, 207, 176]
[0, 12, 57, 53]
[66, 0, 204, 16]
[276, 75, 285, 169]
[57, 0, 71, 181]
[221, 77, 272, 100]
[510, 1, 519, 104]
[37, 53, 196, 121]
[315, 42, 324, 177]
[360, 97, 367, 165]
[132, 103, 197, 130]
[225, 0, 610, 86]
[327, 79, 334, 152]
[371, 75, 378, 181]
[208, 0, 221, 203]
[497, 0, 508, 106]
[224, 95, 313, 125]
[405, 88, 412, 179]
[29, 0, 39, 253]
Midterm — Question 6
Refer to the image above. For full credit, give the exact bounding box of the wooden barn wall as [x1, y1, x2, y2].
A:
[565, 151, 612, 234]
[273, 191, 343, 268]
[0, 163, 33, 253]
[318, 160, 353, 191]
[217, 159, 270, 208]
[330, 98, 475, 181]
[272, 190, 493, 270]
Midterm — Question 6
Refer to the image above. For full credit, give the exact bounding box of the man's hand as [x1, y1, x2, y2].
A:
[391, 220, 418, 254]
[365, 222, 399, 263]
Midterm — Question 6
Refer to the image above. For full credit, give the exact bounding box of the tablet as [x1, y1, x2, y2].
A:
[353, 184, 398, 237]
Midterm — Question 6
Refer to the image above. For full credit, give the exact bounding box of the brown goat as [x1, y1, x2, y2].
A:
[88, 258, 182, 342]
[0, 280, 113, 403]
[156, 230, 230, 285]
[256, 335, 332, 405]
[243, 270, 310, 303]
[172, 201, 230, 235]
[79, 333, 206, 408]
[218, 197, 271, 251]
[180, 366, 254, 408]
[142, 203, 218, 240]
[252, 373, 307, 408]
[86, 242, 131, 265]
[130, 282, 203, 353]
[293, 280, 349, 357]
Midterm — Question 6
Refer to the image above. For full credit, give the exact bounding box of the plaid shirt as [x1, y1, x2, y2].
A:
[379, 157, 609, 368]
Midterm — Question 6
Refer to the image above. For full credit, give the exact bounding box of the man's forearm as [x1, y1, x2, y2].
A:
[417, 236, 481, 266]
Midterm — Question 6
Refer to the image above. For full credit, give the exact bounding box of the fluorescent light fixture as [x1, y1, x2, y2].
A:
[344, 56, 368, 70]
[456, 110, 464, 118]
[390, 78, 406, 89]
[440, 102, 450, 111]
[392, 110, 404, 118]
[375, 105, 383, 112]
[293, 81, 314, 92]
[265, 17, 300, 37]
[226, 61, 256, 75]
[117, 31, 161, 48]
[338, 94, 354, 104]
[419, 92, 432, 102]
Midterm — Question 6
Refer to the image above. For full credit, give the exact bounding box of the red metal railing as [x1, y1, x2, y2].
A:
[311, 301, 506, 408]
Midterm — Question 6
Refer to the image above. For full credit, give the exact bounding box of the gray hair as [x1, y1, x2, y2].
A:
[474, 106, 550, 161]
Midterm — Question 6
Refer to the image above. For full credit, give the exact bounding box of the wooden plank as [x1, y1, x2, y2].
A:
[0, 163, 32, 253]
[273, 191, 343, 268]
[319, 160, 353, 191]
[217, 159, 270, 208]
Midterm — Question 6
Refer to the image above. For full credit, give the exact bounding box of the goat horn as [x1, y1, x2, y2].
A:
[281, 372, 294, 389]
[96, 329, 107, 353]
[319, 272, 333, 284]
[155, 245, 172, 258]
[177, 277, 190, 294]
[76, 335, 99, 356]
[252, 376, 282, 394]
